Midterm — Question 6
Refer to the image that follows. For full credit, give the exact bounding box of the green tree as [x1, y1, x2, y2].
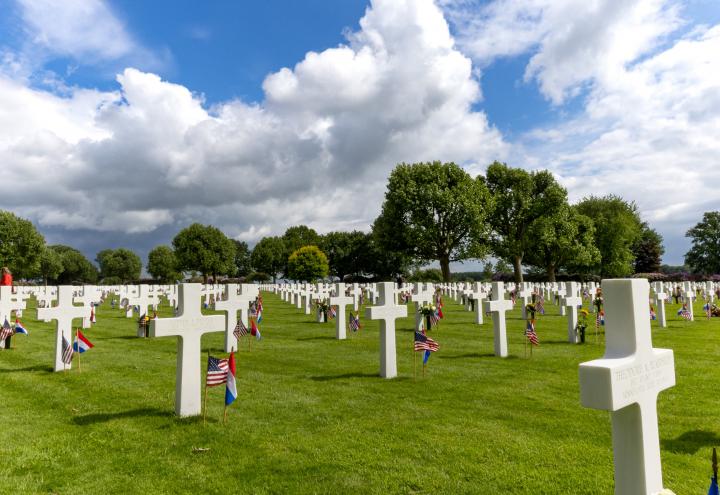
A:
[0, 210, 46, 279]
[96, 248, 142, 283]
[575, 195, 643, 277]
[147, 245, 182, 283]
[251, 236, 286, 282]
[524, 206, 600, 281]
[172, 223, 236, 282]
[685, 211, 720, 275]
[373, 161, 491, 282]
[38, 247, 63, 285]
[483, 162, 567, 284]
[282, 225, 321, 274]
[232, 240, 252, 278]
[287, 245, 329, 282]
[320, 231, 371, 280]
[633, 224, 665, 273]
[49, 245, 98, 284]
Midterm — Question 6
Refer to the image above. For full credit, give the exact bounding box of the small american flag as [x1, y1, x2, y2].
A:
[61, 335, 74, 365]
[536, 295, 545, 315]
[0, 318, 14, 341]
[348, 313, 361, 332]
[678, 307, 692, 320]
[206, 356, 229, 387]
[704, 303, 712, 320]
[414, 330, 439, 352]
[525, 320, 539, 346]
[328, 306, 337, 319]
[596, 311, 605, 327]
[234, 319, 248, 339]
[429, 310, 440, 328]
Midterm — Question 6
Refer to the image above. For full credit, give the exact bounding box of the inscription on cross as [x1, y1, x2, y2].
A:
[365, 282, 407, 378]
[149, 283, 226, 417]
[579, 279, 675, 495]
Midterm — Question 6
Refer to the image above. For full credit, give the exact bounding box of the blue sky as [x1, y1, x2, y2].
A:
[1, 0, 719, 269]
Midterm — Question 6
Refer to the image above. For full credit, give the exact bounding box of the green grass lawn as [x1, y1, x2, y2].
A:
[1, 291, 719, 494]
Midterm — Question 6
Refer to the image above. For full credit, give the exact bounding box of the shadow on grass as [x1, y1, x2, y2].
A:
[438, 352, 496, 360]
[311, 372, 378, 381]
[296, 336, 335, 341]
[101, 335, 140, 340]
[0, 364, 54, 373]
[72, 407, 173, 426]
[662, 430, 720, 454]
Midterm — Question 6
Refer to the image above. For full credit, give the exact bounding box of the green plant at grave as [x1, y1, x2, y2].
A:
[576, 309, 589, 344]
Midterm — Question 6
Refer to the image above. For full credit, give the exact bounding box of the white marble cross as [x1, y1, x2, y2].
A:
[365, 282, 407, 378]
[36, 286, 88, 371]
[562, 281, 583, 344]
[329, 283, 354, 340]
[518, 283, 534, 319]
[410, 283, 434, 332]
[555, 284, 567, 316]
[468, 282, 486, 325]
[0, 286, 16, 349]
[73, 285, 102, 328]
[149, 283, 226, 417]
[652, 282, 667, 328]
[214, 284, 256, 352]
[579, 279, 675, 495]
[682, 281, 695, 321]
[482, 282, 513, 357]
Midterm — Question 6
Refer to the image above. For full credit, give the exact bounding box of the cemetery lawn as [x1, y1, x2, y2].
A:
[1, 293, 719, 494]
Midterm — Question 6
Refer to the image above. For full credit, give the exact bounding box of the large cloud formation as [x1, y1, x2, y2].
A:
[0, 0, 506, 259]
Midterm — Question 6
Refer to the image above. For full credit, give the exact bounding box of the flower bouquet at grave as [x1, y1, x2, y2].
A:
[314, 299, 330, 322]
[419, 303, 439, 330]
[525, 303, 536, 320]
[576, 309, 589, 344]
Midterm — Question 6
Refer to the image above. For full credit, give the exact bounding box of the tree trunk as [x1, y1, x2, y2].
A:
[547, 264, 556, 282]
[440, 256, 451, 282]
[513, 256, 523, 284]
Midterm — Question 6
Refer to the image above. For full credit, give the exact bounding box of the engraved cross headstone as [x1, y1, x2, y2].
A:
[365, 282, 407, 378]
[579, 279, 675, 495]
[482, 282, 513, 357]
[36, 286, 88, 371]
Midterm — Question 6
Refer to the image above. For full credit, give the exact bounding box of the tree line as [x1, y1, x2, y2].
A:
[1, 161, 719, 284]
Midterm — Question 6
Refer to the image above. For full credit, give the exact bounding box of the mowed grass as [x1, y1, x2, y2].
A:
[1, 290, 719, 494]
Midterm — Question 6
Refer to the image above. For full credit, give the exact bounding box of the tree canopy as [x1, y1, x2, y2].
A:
[685, 211, 720, 275]
[633, 224, 665, 273]
[251, 236, 286, 282]
[172, 223, 236, 282]
[575, 195, 643, 277]
[524, 205, 600, 281]
[287, 245, 329, 282]
[96, 248, 142, 283]
[232, 240, 252, 278]
[38, 247, 63, 285]
[0, 210, 46, 279]
[483, 162, 567, 283]
[147, 245, 181, 283]
[49, 245, 98, 284]
[373, 161, 491, 282]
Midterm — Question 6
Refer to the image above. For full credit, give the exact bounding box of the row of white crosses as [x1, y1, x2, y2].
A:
[213, 283, 258, 352]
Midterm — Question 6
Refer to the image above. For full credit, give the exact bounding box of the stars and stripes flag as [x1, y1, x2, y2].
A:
[61, 335, 74, 365]
[206, 356, 229, 387]
[650, 305, 657, 320]
[349, 313, 361, 332]
[225, 352, 237, 407]
[414, 330, 439, 365]
[0, 318, 14, 341]
[250, 319, 262, 340]
[429, 310, 440, 328]
[536, 295, 545, 315]
[234, 319, 248, 340]
[13, 319, 28, 335]
[596, 311, 605, 328]
[704, 302, 712, 320]
[678, 306, 692, 320]
[525, 320, 540, 346]
[328, 306, 337, 319]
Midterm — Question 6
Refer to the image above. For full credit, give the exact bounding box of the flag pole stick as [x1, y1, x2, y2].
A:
[203, 350, 209, 426]
[413, 345, 416, 382]
[76, 328, 81, 373]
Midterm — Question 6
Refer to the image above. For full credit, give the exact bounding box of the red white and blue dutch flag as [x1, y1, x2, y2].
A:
[72, 330, 94, 353]
[14, 319, 28, 335]
[225, 352, 237, 406]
